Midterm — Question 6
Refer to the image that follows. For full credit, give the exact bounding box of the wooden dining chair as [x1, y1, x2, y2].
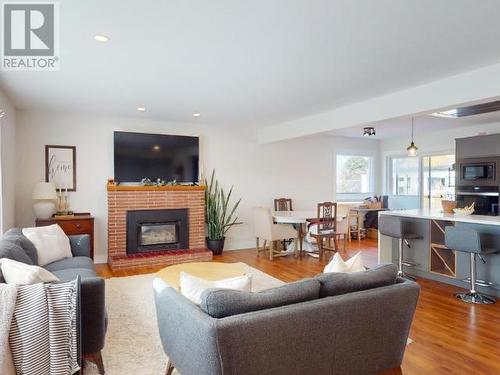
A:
[274, 198, 293, 212]
[309, 202, 339, 260]
[274, 198, 293, 250]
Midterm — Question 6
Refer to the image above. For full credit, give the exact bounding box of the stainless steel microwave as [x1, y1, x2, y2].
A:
[462, 162, 495, 181]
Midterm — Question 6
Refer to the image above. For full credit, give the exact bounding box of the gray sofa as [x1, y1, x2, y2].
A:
[0, 228, 106, 374]
[154, 264, 419, 375]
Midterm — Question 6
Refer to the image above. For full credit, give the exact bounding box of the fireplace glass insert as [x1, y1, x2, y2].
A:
[126, 209, 189, 254]
[139, 222, 178, 247]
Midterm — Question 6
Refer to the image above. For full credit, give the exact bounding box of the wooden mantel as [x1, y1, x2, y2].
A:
[107, 183, 206, 192]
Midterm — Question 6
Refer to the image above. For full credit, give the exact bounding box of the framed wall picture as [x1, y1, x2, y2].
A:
[45, 145, 77, 191]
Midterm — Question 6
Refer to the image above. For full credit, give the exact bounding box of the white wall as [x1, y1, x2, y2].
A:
[15, 110, 380, 263]
[0, 89, 16, 232]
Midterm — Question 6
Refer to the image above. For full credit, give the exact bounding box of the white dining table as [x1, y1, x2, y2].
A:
[273, 211, 344, 254]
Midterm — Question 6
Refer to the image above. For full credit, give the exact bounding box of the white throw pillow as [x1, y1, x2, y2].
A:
[323, 252, 349, 273]
[180, 271, 252, 305]
[345, 252, 365, 272]
[22, 224, 72, 266]
[324, 252, 366, 273]
[0, 258, 59, 285]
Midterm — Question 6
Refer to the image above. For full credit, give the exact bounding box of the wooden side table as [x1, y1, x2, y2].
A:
[35, 213, 95, 260]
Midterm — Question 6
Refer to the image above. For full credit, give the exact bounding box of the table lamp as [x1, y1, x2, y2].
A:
[32, 182, 57, 219]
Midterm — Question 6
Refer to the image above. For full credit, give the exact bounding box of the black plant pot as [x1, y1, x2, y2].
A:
[206, 237, 225, 255]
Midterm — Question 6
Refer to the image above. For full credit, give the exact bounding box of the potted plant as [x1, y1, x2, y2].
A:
[205, 170, 242, 255]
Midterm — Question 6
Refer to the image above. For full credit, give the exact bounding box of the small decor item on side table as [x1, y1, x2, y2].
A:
[32, 182, 58, 219]
[55, 183, 73, 217]
[205, 170, 242, 255]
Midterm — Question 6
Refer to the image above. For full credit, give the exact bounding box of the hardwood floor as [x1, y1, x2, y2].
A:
[95, 239, 500, 375]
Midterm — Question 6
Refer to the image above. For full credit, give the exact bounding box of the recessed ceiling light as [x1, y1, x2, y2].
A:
[94, 34, 110, 43]
[193, 112, 201, 118]
[137, 107, 146, 112]
[153, 145, 160, 151]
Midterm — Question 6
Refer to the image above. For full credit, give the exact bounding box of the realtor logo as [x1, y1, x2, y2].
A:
[2, 2, 59, 70]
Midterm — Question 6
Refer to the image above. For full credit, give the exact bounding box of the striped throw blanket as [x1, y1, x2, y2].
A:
[9, 280, 79, 375]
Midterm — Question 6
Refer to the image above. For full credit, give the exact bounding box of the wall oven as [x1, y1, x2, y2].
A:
[456, 186, 499, 216]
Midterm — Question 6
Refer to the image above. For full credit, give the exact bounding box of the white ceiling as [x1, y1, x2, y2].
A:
[329, 111, 500, 139]
[2, 0, 500, 126]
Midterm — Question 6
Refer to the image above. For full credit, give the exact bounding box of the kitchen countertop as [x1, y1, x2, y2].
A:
[379, 209, 500, 226]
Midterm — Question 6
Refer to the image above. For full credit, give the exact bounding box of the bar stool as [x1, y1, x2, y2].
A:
[379, 215, 422, 280]
[444, 226, 497, 305]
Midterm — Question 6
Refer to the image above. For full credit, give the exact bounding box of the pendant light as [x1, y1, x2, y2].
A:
[406, 117, 418, 156]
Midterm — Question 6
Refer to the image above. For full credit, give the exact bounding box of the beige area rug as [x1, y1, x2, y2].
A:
[85, 263, 284, 375]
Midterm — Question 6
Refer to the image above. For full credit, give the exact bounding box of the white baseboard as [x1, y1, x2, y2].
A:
[223, 240, 256, 251]
[93, 254, 108, 264]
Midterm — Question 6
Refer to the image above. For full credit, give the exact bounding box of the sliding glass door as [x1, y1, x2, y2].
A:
[388, 153, 455, 210]
[422, 154, 455, 210]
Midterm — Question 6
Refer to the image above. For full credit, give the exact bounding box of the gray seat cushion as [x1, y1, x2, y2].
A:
[200, 278, 320, 318]
[3, 228, 38, 265]
[315, 263, 398, 297]
[52, 268, 97, 281]
[44, 256, 95, 272]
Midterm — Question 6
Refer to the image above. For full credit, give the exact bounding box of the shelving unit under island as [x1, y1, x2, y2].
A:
[378, 209, 500, 297]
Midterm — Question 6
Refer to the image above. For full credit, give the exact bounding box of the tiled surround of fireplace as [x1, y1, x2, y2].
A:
[107, 184, 212, 270]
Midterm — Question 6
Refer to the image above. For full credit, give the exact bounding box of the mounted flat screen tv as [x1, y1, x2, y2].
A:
[114, 131, 199, 183]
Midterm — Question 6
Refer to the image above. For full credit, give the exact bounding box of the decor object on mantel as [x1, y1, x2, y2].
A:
[140, 177, 183, 186]
[204, 170, 242, 255]
[45, 145, 77, 191]
[406, 117, 418, 157]
[32, 182, 58, 219]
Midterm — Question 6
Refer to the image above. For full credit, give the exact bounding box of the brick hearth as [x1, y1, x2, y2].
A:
[107, 184, 212, 270]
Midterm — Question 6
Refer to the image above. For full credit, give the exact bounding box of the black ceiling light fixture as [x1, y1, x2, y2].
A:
[363, 127, 376, 137]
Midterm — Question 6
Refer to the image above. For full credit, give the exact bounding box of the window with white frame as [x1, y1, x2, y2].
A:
[336, 155, 373, 194]
[391, 157, 419, 196]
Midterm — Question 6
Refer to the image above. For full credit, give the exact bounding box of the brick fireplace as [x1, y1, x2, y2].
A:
[107, 184, 212, 271]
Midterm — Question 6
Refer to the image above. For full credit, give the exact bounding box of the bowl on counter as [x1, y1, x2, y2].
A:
[453, 208, 474, 216]
[441, 200, 457, 214]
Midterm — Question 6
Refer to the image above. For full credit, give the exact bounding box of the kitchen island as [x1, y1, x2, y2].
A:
[378, 209, 500, 296]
